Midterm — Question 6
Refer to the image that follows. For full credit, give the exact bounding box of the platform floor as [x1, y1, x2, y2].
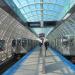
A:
[3, 47, 75, 75]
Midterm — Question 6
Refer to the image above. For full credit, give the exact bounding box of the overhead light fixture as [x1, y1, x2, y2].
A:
[63, 13, 71, 20]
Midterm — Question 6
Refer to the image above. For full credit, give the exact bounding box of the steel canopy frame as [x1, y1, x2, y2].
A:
[4, 0, 75, 22]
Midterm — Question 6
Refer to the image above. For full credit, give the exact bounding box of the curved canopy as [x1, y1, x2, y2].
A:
[31, 27, 54, 37]
[5, 0, 75, 22]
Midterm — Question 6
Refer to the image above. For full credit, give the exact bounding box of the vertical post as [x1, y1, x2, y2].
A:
[41, 20, 43, 27]
[40, 21, 46, 74]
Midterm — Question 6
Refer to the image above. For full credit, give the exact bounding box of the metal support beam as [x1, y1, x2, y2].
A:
[40, 20, 46, 74]
[42, 43, 46, 74]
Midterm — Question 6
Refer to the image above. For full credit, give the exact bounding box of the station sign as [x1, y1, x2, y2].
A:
[39, 33, 45, 37]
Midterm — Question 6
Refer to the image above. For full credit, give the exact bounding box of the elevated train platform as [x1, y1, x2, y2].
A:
[3, 46, 75, 75]
[0, 0, 75, 75]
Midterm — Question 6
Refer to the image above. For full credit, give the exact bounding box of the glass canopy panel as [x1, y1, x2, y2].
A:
[70, 0, 75, 8]
[20, 9, 25, 14]
[35, 0, 40, 3]
[56, 0, 67, 6]
[54, 5, 63, 12]
[4, 0, 75, 22]
[36, 11, 41, 14]
[27, 0, 34, 4]
[35, 4, 41, 10]
[31, 27, 54, 37]
[23, 6, 30, 13]
[31, 11, 37, 16]
[43, 4, 54, 10]
[48, 0, 56, 4]
[29, 5, 35, 10]
[45, 10, 57, 16]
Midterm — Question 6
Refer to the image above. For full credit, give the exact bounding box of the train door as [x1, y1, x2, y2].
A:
[22, 38, 27, 48]
[12, 39, 16, 52]
[61, 36, 70, 55]
[0, 40, 5, 62]
[69, 37, 75, 55]
[21, 38, 27, 53]
[16, 39, 22, 54]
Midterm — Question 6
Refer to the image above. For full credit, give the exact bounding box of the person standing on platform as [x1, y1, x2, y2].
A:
[39, 42, 43, 47]
[44, 41, 49, 56]
[39, 42, 43, 57]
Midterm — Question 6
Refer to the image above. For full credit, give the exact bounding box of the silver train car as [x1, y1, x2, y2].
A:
[48, 35, 75, 63]
[0, 8, 38, 64]
[47, 12, 75, 63]
[51, 36, 75, 56]
[48, 36, 75, 55]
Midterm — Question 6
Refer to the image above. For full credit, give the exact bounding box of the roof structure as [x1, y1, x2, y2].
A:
[4, 0, 75, 22]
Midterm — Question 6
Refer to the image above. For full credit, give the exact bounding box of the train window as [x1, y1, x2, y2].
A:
[22, 38, 27, 47]
[28, 39, 31, 45]
[28, 39, 30, 45]
[69, 38, 74, 46]
[62, 37, 74, 46]
[0, 40, 5, 51]
[12, 39, 16, 47]
[62, 41, 68, 46]
[17, 39, 21, 46]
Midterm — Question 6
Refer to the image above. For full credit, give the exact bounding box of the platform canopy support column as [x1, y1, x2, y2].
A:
[40, 21, 46, 74]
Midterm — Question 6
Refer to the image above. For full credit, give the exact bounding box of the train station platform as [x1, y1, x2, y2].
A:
[3, 46, 75, 75]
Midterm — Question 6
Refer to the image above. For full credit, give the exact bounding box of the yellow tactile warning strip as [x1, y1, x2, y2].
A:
[13, 47, 75, 75]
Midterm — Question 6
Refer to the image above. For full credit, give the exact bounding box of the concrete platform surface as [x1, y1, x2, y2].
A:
[4, 47, 75, 75]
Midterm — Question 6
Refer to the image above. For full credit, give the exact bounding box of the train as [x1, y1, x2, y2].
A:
[48, 35, 75, 63]
[0, 8, 38, 65]
[47, 11, 75, 63]
[0, 38, 38, 64]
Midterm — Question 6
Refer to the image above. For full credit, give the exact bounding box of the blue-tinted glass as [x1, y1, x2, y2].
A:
[30, 5, 35, 10]
[49, 0, 56, 3]
[36, 4, 40, 9]
[28, 0, 34, 4]
[34, 16, 37, 19]
[47, 4, 54, 10]
[5, 0, 75, 22]
[43, 10, 47, 14]
[23, 6, 30, 13]
[13, 0, 21, 8]
[31, 11, 37, 15]
[38, 15, 41, 18]
[63, 5, 70, 13]
[54, 5, 63, 12]
[20, 9, 25, 14]
[32, 15, 40, 21]
[56, 0, 66, 6]
[46, 11, 57, 16]
[44, 0, 50, 3]
[48, 15, 54, 19]
[29, 17, 33, 20]
[31, 27, 53, 36]
[36, 11, 41, 14]
[18, 0, 27, 7]
[43, 15, 48, 19]
[35, 0, 40, 3]
[43, 4, 49, 9]
[70, 0, 75, 8]
[27, 13, 32, 17]
[24, 15, 28, 18]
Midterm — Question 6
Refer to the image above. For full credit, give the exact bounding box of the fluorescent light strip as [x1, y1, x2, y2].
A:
[63, 13, 71, 20]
